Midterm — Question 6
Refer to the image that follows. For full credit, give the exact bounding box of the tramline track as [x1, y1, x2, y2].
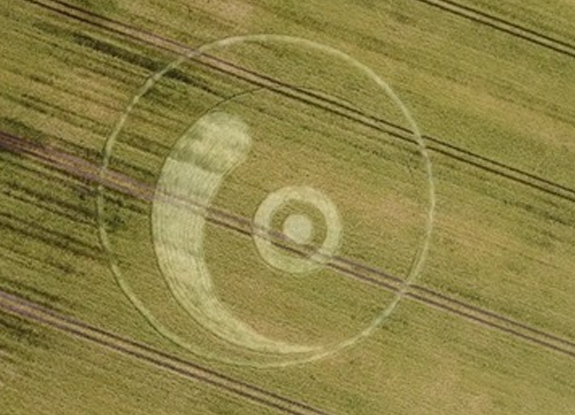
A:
[2, 0, 575, 413]
[2, 129, 575, 363]
[412, 0, 575, 59]
[0, 290, 336, 415]
[20, 0, 575, 208]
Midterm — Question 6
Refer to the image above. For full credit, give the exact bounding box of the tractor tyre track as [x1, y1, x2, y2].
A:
[2, 130, 575, 363]
[19, 0, 575, 208]
[0, 290, 336, 415]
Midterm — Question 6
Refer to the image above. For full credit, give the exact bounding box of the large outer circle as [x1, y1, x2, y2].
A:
[97, 35, 436, 367]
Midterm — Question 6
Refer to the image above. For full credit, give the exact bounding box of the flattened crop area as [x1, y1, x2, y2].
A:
[0, 1, 574, 414]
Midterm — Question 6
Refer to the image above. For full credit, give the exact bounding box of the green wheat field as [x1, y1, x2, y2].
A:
[1, 0, 575, 414]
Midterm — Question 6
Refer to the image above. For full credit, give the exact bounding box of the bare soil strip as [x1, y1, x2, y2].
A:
[2, 129, 575, 361]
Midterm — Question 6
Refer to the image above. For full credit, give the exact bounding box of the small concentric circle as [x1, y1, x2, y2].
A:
[253, 186, 342, 274]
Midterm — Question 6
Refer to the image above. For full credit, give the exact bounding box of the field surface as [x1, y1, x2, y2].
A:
[1, 0, 575, 414]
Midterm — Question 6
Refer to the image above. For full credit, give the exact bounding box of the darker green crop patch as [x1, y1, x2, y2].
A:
[66, 0, 118, 15]
[0, 117, 51, 147]
[0, 310, 48, 351]
[73, 33, 162, 72]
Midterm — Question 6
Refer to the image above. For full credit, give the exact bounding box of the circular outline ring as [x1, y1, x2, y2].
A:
[97, 35, 436, 367]
[253, 185, 343, 274]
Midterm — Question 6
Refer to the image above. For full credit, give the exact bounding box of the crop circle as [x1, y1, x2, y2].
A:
[97, 35, 436, 367]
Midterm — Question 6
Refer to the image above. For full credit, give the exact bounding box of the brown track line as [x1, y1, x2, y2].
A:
[411, 0, 575, 59]
[0, 290, 336, 415]
[2, 129, 575, 362]
[20, 0, 575, 208]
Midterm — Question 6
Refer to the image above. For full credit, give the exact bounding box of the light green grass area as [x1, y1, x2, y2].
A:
[1, 0, 575, 414]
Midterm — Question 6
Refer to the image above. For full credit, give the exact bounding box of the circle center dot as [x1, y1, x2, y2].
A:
[283, 214, 314, 245]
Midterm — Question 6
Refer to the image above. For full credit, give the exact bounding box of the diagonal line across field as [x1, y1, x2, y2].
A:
[411, 0, 575, 59]
[20, 0, 575, 208]
[0, 290, 337, 415]
[2, 129, 575, 362]
[2, 0, 574, 412]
